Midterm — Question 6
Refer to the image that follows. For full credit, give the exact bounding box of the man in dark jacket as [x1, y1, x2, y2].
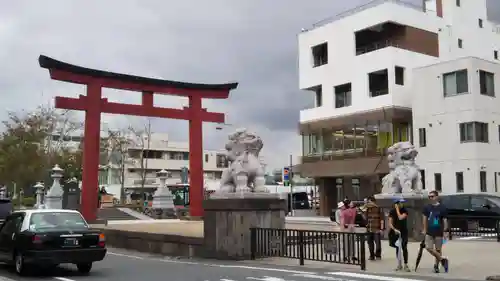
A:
[364, 196, 384, 260]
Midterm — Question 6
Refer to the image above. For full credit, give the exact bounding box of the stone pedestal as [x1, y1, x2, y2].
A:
[375, 193, 428, 241]
[45, 165, 64, 210]
[151, 169, 176, 219]
[203, 194, 286, 260]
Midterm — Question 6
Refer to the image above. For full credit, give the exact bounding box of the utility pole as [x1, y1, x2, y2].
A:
[290, 154, 294, 217]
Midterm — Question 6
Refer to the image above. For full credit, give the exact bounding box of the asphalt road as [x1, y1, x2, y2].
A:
[0, 249, 482, 281]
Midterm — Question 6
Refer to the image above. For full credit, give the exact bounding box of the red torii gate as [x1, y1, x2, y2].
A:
[39, 55, 237, 221]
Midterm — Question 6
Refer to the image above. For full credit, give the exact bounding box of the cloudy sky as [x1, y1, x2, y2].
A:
[0, 0, 443, 171]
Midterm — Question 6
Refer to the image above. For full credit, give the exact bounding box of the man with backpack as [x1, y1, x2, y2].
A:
[364, 196, 384, 260]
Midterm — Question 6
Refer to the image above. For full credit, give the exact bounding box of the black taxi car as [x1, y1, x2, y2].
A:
[0, 209, 106, 275]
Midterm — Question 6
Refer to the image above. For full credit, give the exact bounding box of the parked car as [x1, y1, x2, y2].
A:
[440, 193, 500, 231]
[0, 209, 106, 275]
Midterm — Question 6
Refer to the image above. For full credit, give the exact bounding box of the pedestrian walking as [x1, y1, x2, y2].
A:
[364, 196, 384, 260]
[422, 190, 449, 273]
[330, 201, 344, 224]
[388, 198, 410, 272]
[340, 200, 357, 262]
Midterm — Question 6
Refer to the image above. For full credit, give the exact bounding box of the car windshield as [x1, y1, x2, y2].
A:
[29, 212, 88, 231]
[487, 196, 500, 207]
[293, 192, 308, 201]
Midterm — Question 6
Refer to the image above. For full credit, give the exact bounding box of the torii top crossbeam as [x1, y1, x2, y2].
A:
[39, 55, 238, 221]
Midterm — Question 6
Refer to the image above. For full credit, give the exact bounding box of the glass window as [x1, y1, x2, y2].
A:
[443, 195, 469, 209]
[480, 171, 487, 192]
[456, 172, 464, 193]
[434, 173, 442, 192]
[479, 70, 495, 97]
[315, 86, 322, 107]
[443, 70, 468, 96]
[29, 212, 88, 232]
[312, 43, 328, 67]
[460, 122, 488, 143]
[471, 196, 488, 209]
[418, 128, 426, 147]
[395, 66, 405, 85]
[334, 83, 352, 108]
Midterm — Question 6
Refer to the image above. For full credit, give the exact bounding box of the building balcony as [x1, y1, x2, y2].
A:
[297, 120, 412, 177]
[301, 148, 385, 163]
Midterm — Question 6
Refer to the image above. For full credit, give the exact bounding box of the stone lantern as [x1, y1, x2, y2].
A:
[152, 169, 174, 209]
[45, 165, 64, 209]
[34, 182, 45, 209]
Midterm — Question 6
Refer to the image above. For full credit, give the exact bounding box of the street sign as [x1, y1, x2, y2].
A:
[181, 167, 189, 184]
[282, 167, 289, 181]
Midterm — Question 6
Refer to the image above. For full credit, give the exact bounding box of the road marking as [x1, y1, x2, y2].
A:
[457, 236, 482, 240]
[292, 274, 345, 280]
[327, 272, 424, 281]
[54, 277, 76, 281]
[247, 277, 293, 281]
[108, 251, 314, 275]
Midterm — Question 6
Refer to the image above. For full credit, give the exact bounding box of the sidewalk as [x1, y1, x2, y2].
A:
[247, 240, 499, 280]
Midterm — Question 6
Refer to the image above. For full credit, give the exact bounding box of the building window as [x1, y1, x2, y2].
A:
[205, 154, 209, 163]
[495, 50, 498, 60]
[420, 170, 426, 190]
[479, 19, 483, 28]
[434, 173, 442, 192]
[368, 69, 389, 97]
[480, 171, 487, 192]
[495, 172, 499, 192]
[456, 0, 460, 7]
[458, 39, 463, 48]
[443, 69, 468, 96]
[456, 172, 464, 193]
[479, 70, 495, 97]
[395, 66, 405, 85]
[312, 43, 328, 67]
[459, 122, 489, 143]
[418, 128, 427, 147]
[315, 86, 322, 107]
[334, 83, 352, 108]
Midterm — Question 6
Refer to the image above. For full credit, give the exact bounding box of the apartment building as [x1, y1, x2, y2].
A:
[296, 0, 500, 215]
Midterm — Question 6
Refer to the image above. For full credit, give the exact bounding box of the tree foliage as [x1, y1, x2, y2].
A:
[0, 106, 83, 192]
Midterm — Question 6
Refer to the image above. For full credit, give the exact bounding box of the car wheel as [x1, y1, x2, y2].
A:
[14, 252, 28, 276]
[76, 263, 92, 274]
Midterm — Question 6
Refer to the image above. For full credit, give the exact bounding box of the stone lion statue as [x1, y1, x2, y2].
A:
[381, 141, 423, 194]
[218, 128, 268, 193]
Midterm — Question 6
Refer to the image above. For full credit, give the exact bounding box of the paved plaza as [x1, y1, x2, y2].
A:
[251, 239, 500, 280]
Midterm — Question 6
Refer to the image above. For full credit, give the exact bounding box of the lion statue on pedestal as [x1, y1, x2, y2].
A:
[218, 128, 268, 193]
[381, 141, 423, 194]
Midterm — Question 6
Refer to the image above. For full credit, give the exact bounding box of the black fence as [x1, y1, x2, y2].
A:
[250, 228, 366, 270]
[447, 215, 500, 241]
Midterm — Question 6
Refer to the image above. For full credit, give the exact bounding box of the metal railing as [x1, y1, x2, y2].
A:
[301, 148, 386, 163]
[447, 215, 500, 242]
[309, 0, 423, 31]
[356, 41, 400, 55]
[250, 228, 366, 270]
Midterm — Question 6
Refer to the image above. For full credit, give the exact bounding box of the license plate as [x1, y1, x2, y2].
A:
[64, 238, 79, 246]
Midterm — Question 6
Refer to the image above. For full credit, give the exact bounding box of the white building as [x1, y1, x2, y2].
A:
[296, 0, 500, 215]
[101, 132, 228, 199]
[48, 131, 229, 200]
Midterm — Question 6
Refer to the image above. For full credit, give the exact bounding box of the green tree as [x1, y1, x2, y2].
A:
[0, 107, 83, 193]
